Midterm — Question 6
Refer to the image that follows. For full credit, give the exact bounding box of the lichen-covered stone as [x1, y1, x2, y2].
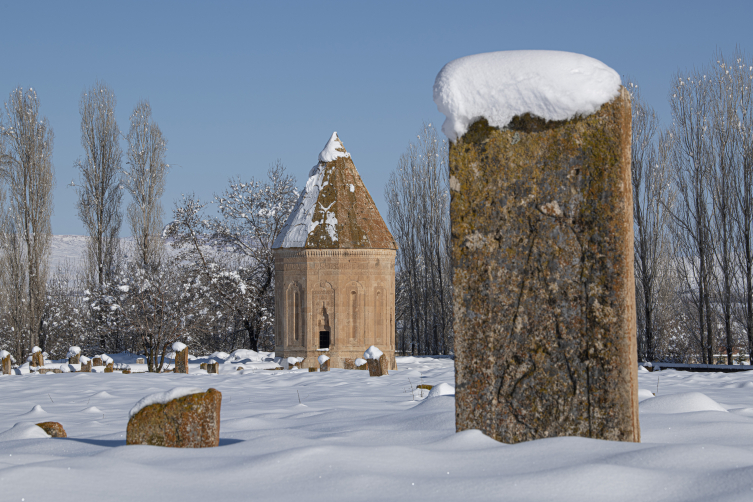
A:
[308, 367, 318, 372]
[80, 360, 91, 372]
[452, 89, 639, 444]
[206, 362, 219, 374]
[200, 363, 207, 370]
[104, 362, 114, 373]
[92, 357, 103, 367]
[367, 354, 388, 377]
[36, 422, 67, 438]
[126, 388, 221, 448]
[175, 348, 189, 374]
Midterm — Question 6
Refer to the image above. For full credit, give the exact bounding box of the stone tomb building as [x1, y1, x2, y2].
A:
[272, 133, 397, 369]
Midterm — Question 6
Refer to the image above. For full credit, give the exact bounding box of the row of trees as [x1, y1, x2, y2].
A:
[0, 82, 300, 371]
[633, 48, 753, 364]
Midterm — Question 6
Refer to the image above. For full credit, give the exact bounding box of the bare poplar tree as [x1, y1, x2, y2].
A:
[123, 100, 167, 271]
[629, 81, 676, 362]
[708, 53, 742, 365]
[75, 81, 123, 287]
[0, 87, 54, 353]
[386, 123, 452, 355]
[727, 49, 753, 365]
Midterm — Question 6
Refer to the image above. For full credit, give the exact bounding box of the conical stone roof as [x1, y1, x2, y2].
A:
[273, 132, 397, 250]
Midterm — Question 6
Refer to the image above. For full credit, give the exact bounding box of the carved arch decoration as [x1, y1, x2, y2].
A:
[345, 281, 365, 346]
[286, 282, 304, 347]
[313, 281, 335, 349]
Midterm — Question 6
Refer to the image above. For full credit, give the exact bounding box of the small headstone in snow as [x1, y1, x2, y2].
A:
[35, 421, 67, 438]
[446, 51, 639, 444]
[136, 357, 145, 364]
[1, 351, 11, 375]
[80, 357, 91, 373]
[364, 347, 388, 377]
[355, 358, 368, 371]
[30, 351, 44, 368]
[126, 388, 221, 448]
[104, 362, 114, 373]
[92, 356, 103, 367]
[206, 361, 219, 374]
[319, 355, 330, 372]
[67, 346, 81, 364]
[174, 344, 189, 374]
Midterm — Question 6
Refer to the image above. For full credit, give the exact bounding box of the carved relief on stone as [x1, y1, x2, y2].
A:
[374, 286, 387, 347]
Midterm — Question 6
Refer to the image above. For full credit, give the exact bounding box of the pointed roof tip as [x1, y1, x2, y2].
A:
[318, 131, 351, 163]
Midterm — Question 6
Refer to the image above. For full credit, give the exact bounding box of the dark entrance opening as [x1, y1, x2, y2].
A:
[319, 331, 330, 349]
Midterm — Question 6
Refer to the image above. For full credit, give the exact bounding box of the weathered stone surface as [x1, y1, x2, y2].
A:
[2, 355, 11, 375]
[206, 362, 219, 374]
[367, 354, 388, 377]
[308, 367, 318, 372]
[36, 422, 67, 438]
[122, 369, 132, 374]
[320, 359, 330, 372]
[200, 363, 207, 370]
[92, 357, 103, 367]
[104, 362, 114, 373]
[80, 359, 92, 372]
[451, 90, 639, 444]
[68, 354, 80, 365]
[31, 352, 44, 368]
[136, 357, 145, 364]
[174, 348, 189, 374]
[356, 362, 368, 371]
[126, 388, 222, 448]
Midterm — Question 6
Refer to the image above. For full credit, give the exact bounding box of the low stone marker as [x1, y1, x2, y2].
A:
[80, 356, 92, 372]
[434, 51, 639, 443]
[318, 355, 330, 372]
[67, 346, 81, 365]
[36, 422, 67, 438]
[136, 357, 145, 364]
[126, 387, 221, 447]
[104, 362, 114, 373]
[308, 367, 318, 372]
[30, 347, 44, 368]
[92, 356, 103, 367]
[200, 362, 207, 371]
[1, 350, 12, 375]
[173, 342, 189, 374]
[364, 346, 388, 377]
[206, 361, 219, 374]
[354, 358, 368, 371]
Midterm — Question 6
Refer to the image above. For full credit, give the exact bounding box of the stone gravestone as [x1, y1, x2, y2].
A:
[318, 355, 330, 372]
[104, 362, 114, 373]
[173, 342, 189, 374]
[136, 357, 145, 364]
[92, 356, 103, 367]
[1, 350, 12, 375]
[30, 347, 44, 368]
[67, 346, 81, 365]
[206, 361, 219, 374]
[364, 346, 388, 377]
[127, 388, 222, 447]
[36, 422, 67, 438]
[434, 51, 639, 443]
[80, 356, 92, 373]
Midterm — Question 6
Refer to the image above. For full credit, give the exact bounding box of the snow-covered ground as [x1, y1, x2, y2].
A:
[2, 359, 753, 501]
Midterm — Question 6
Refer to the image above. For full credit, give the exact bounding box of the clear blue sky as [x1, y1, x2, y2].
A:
[2, 0, 750, 236]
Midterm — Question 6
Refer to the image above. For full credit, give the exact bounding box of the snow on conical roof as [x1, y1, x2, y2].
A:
[273, 132, 397, 250]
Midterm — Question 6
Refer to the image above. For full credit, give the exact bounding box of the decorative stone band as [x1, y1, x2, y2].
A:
[451, 89, 639, 444]
[274, 248, 398, 259]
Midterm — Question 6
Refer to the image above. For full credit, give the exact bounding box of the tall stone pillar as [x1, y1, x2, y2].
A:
[174, 347, 189, 374]
[449, 91, 639, 443]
